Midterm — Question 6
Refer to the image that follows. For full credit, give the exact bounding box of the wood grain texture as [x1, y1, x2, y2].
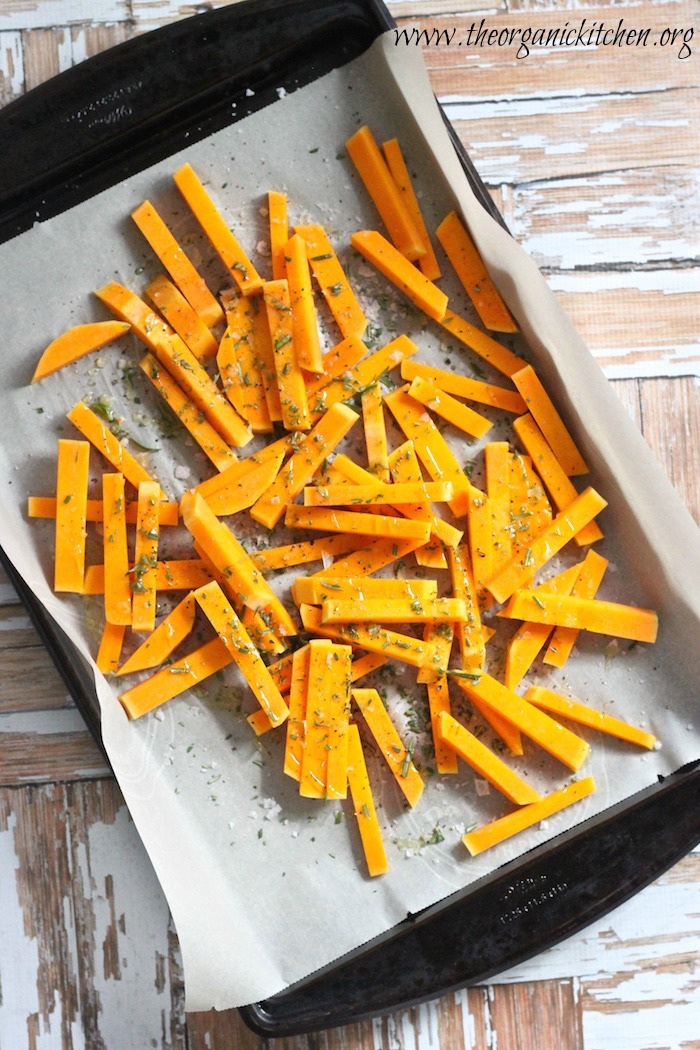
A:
[0, 1, 698, 1048]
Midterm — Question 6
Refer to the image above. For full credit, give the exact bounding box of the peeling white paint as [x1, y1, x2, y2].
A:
[0, 30, 23, 99]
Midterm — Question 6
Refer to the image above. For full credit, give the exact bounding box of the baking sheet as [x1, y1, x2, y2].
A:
[0, 31, 699, 1011]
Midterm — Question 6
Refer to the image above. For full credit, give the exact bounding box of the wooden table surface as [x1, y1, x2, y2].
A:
[1, 1, 698, 1047]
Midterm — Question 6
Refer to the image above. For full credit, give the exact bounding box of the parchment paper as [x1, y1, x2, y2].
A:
[0, 33, 699, 1011]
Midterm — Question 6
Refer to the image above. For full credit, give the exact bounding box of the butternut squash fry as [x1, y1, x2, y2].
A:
[456, 672, 590, 771]
[417, 618, 454, 686]
[139, 353, 238, 472]
[351, 230, 448, 322]
[351, 688, 424, 807]
[32, 321, 131, 382]
[301, 641, 352, 800]
[118, 637, 232, 720]
[311, 536, 424, 579]
[463, 777, 596, 856]
[310, 334, 418, 420]
[304, 335, 368, 399]
[347, 722, 388, 876]
[262, 279, 311, 431]
[294, 224, 367, 339]
[193, 581, 289, 726]
[438, 309, 526, 378]
[268, 191, 289, 281]
[145, 273, 218, 362]
[67, 401, 159, 493]
[54, 439, 90, 593]
[194, 434, 290, 501]
[513, 413, 602, 546]
[250, 534, 370, 572]
[284, 233, 324, 374]
[525, 687, 658, 750]
[302, 480, 453, 507]
[485, 441, 514, 572]
[285, 505, 432, 544]
[29, 496, 179, 526]
[293, 576, 438, 606]
[219, 287, 281, 427]
[194, 451, 286, 517]
[283, 644, 310, 780]
[361, 382, 390, 482]
[387, 440, 461, 562]
[102, 472, 132, 626]
[346, 126, 425, 261]
[84, 559, 214, 595]
[426, 674, 458, 773]
[503, 563, 581, 690]
[96, 282, 252, 448]
[408, 375, 492, 440]
[436, 211, 517, 333]
[131, 481, 161, 633]
[401, 361, 525, 414]
[486, 487, 608, 604]
[301, 604, 430, 669]
[381, 137, 441, 279]
[500, 591, 658, 644]
[512, 364, 588, 477]
[250, 402, 359, 529]
[544, 550, 609, 667]
[95, 622, 126, 675]
[173, 163, 263, 295]
[321, 597, 468, 625]
[131, 199, 223, 326]
[437, 712, 541, 805]
[117, 594, 196, 676]
[446, 544, 485, 670]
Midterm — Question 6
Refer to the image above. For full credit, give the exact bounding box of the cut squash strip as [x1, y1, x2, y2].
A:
[384, 386, 476, 517]
[181, 491, 296, 642]
[346, 126, 425, 261]
[302, 480, 453, 507]
[102, 473, 132, 626]
[322, 597, 468, 625]
[463, 777, 596, 856]
[436, 211, 517, 333]
[486, 487, 608, 604]
[427, 676, 457, 773]
[194, 435, 290, 499]
[173, 163, 262, 295]
[513, 413, 602, 546]
[117, 594, 196, 675]
[217, 294, 275, 432]
[145, 273, 219, 362]
[381, 137, 441, 280]
[294, 224, 367, 339]
[284, 233, 324, 374]
[503, 563, 581, 690]
[32, 321, 131, 382]
[311, 536, 423, 579]
[439, 309, 526, 379]
[500, 591, 658, 644]
[438, 712, 540, 804]
[194, 451, 286, 518]
[282, 644, 310, 779]
[293, 575, 437, 606]
[131, 481, 160, 633]
[301, 604, 430, 669]
[285, 505, 431, 544]
[268, 191, 289, 282]
[512, 365, 588, 477]
[401, 360, 525, 414]
[467, 490, 493, 601]
[193, 581, 289, 726]
[388, 440, 461, 561]
[302, 641, 352, 800]
[262, 279, 311, 431]
[544, 550, 609, 667]
[467, 690, 524, 757]
[352, 688, 424, 807]
[485, 441, 514, 572]
[54, 439, 90, 593]
[67, 401, 159, 492]
[250, 534, 370, 572]
[304, 335, 368, 400]
[139, 354, 238, 472]
[350, 652, 389, 681]
[417, 619, 454, 686]
[119, 637, 232, 720]
[351, 230, 448, 322]
[250, 402, 359, 529]
[361, 382, 390, 482]
[84, 559, 214, 595]
[28, 496, 178, 526]
[347, 722, 388, 877]
[311, 334, 418, 420]
[525, 687, 657, 750]
[520, 455, 553, 544]
[96, 282, 252, 448]
[408, 375, 492, 440]
[456, 672, 590, 771]
[446, 545, 485, 669]
[95, 622, 126, 675]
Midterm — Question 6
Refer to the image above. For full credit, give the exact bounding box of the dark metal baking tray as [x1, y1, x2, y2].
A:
[1, 0, 698, 1036]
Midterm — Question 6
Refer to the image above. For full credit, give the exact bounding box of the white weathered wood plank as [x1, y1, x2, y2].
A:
[0, 1, 128, 31]
[0, 29, 23, 104]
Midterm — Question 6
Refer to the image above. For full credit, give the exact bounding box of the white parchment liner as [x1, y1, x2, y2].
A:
[0, 33, 699, 1010]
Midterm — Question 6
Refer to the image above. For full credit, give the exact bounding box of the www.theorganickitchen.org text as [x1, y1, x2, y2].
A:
[394, 18, 693, 60]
